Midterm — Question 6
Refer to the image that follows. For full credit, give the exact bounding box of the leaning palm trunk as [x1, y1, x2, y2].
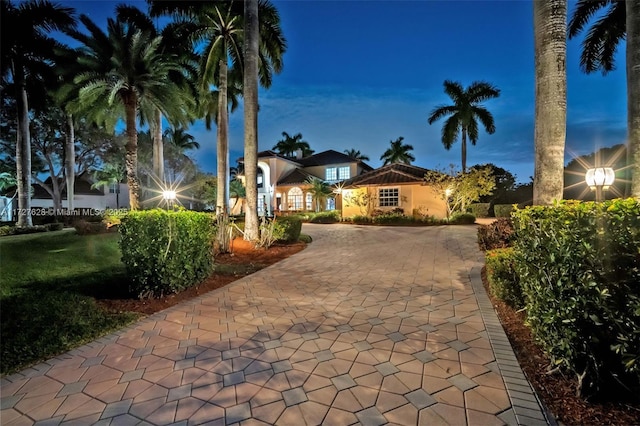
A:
[627, 0, 640, 198]
[15, 72, 32, 227]
[533, 0, 567, 205]
[216, 58, 229, 216]
[243, 0, 260, 241]
[65, 113, 75, 212]
[124, 95, 141, 210]
[152, 108, 164, 183]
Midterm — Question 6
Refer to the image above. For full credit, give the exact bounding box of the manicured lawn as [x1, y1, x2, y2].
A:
[0, 231, 140, 375]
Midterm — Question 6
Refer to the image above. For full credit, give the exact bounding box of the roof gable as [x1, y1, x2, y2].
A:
[342, 163, 431, 187]
[297, 150, 372, 170]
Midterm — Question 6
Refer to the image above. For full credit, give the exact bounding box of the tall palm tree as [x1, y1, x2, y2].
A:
[380, 137, 415, 165]
[91, 162, 125, 209]
[273, 131, 313, 157]
[568, 0, 639, 197]
[67, 14, 194, 209]
[244, 0, 260, 241]
[164, 127, 200, 151]
[427, 80, 500, 173]
[533, 0, 567, 205]
[628, 0, 640, 198]
[344, 148, 370, 161]
[1, 0, 75, 226]
[305, 176, 333, 212]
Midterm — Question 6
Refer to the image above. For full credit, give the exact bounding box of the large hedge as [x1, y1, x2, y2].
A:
[120, 210, 216, 298]
[512, 199, 640, 394]
[485, 247, 523, 309]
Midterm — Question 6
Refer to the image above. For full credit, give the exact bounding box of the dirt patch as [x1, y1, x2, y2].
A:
[97, 238, 306, 316]
[481, 268, 640, 425]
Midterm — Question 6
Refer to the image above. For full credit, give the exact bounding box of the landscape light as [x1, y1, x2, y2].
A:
[585, 167, 615, 202]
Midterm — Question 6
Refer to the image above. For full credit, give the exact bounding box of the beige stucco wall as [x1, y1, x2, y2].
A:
[341, 184, 447, 219]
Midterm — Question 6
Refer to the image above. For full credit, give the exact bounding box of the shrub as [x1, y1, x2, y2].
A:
[494, 204, 515, 218]
[257, 217, 286, 248]
[45, 222, 64, 231]
[11, 225, 49, 235]
[74, 220, 107, 235]
[468, 203, 491, 218]
[351, 215, 372, 224]
[477, 218, 514, 251]
[298, 234, 312, 243]
[485, 248, 523, 309]
[309, 210, 340, 223]
[275, 216, 302, 242]
[512, 199, 640, 395]
[449, 212, 476, 224]
[372, 213, 415, 225]
[119, 210, 216, 298]
[0, 225, 15, 236]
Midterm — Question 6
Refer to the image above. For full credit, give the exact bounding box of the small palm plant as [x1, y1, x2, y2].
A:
[306, 177, 333, 212]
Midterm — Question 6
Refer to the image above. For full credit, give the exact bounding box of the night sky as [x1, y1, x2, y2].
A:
[58, 0, 627, 183]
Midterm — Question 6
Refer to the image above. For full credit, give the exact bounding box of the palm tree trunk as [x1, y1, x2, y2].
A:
[533, 0, 567, 205]
[461, 128, 468, 173]
[15, 67, 32, 227]
[243, 0, 260, 241]
[65, 113, 75, 212]
[152, 108, 164, 183]
[627, 0, 640, 198]
[216, 58, 229, 215]
[124, 94, 141, 210]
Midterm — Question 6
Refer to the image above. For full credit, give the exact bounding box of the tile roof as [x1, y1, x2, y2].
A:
[297, 150, 373, 171]
[277, 168, 315, 186]
[6, 176, 105, 199]
[341, 163, 431, 187]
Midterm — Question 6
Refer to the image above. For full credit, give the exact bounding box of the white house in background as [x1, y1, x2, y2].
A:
[1, 174, 129, 221]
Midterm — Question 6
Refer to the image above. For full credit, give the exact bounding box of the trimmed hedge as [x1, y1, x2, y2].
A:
[494, 204, 515, 218]
[276, 216, 302, 242]
[120, 210, 216, 299]
[512, 199, 640, 394]
[309, 211, 340, 223]
[477, 218, 514, 251]
[449, 212, 476, 224]
[485, 248, 523, 309]
[468, 203, 491, 218]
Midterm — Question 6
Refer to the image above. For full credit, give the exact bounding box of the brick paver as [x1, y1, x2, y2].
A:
[0, 224, 551, 425]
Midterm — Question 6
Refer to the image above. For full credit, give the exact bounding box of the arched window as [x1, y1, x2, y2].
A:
[287, 187, 303, 210]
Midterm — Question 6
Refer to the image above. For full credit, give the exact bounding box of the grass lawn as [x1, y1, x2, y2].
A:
[0, 230, 140, 375]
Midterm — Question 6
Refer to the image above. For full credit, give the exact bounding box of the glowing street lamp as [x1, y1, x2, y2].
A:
[163, 190, 177, 209]
[585, 167, 615, 202]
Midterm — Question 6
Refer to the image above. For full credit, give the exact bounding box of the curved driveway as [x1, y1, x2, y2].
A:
[1, 224, 549, 425]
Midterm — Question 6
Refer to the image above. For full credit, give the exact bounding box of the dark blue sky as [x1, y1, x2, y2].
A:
[60, 0, 627, 183]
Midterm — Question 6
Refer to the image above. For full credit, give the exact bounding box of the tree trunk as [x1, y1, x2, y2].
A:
[152, 108, 164, 183]
[533, 0, 567, 205]
[65, 113, 75, 212]
[216, 58, 229, 215]
[461, 128, 468, 173]
[627, 0, 640, 198]
[243, 0, 260, 241]
[124, 94, 141, 210]
[15, 67, 32, 227]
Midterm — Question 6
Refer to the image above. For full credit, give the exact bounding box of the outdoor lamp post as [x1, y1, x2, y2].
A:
[163, 190, 177, 209]
[585, 167, 615, 202]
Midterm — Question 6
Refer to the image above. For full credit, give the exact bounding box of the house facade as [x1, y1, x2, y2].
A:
[339, 163, 448, 219]
[237, 149, 373, 215]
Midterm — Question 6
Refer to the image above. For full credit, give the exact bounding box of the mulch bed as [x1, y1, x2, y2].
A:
[481, 268, 640, 425]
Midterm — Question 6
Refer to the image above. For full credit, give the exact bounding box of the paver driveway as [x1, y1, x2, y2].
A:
[1, 224, 549, 425]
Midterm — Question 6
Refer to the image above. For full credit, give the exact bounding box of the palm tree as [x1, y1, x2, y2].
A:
[1, 0, 75, 226]
[164, 127, 200, 151]
[344, 149, 370, 161]
[67, 14, 194, 210]
[243, 0, 261, 241]
[273, 131, 313, 158]
[380, 137, 415, 165]
[91, 162, 125, 209]
[427, 80, 500, 173]
[568, 1, 639, 197]
[229, 178, 246, 212]
[533, 0, 567, 205]
[305, 176, 333, 212]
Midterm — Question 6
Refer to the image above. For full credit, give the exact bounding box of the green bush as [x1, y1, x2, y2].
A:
[477, 218, 514, 251]
[468, 203, 491, 218]
[512, 199, 640, 394]
[309, 211, 340, 223]
[351, 215, 372, 224]
[45, 222, 64, 231]
[298, 234, 312, 243]
[119, 210, 216, 298]
[485, 248, 523, 309]
[372, 213, 415, 225]
[449, 212, 476, 224]
[0, 225, 13, 236]
[275, 216, 302, 242]
[494, 204, 515, 218]
[74, 220, 108, 235]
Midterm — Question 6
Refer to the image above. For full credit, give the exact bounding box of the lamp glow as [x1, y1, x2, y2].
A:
[163, 190, 177, 200]
[585, 167, 615, 190]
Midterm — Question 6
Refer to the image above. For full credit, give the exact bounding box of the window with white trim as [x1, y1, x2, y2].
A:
[287, 187, 303, 210]
[325, 167, 337, 181]
[378, 188, 399, 207]
[305, 193, 313, 211]
[338, 166, 350, 180]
